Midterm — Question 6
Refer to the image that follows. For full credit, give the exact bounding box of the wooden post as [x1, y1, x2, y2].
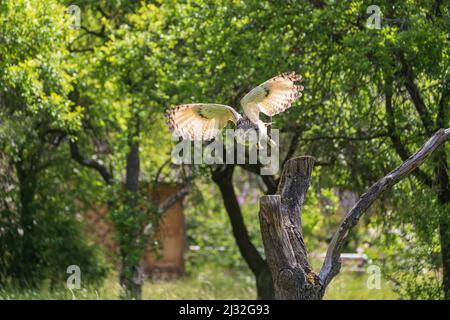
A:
[259, 156, 324, 300]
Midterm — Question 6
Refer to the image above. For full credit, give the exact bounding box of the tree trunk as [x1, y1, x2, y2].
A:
[259, 157, 323, 300]
[119, 263, 143, 300]
[119, 115, 143, 300]
[212, 164, 275, 299]
[15, 163, 39, 288]
[255, 264, 275, 300]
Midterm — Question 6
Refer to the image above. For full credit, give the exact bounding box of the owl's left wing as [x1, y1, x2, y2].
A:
[165, 103, 241, 140]
[240, 71, 304, 124]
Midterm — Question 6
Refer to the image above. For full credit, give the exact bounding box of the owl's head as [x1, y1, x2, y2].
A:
[235, 117, 259, 146]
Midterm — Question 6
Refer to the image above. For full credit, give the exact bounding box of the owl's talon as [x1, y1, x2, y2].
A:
[269, 138, 277, 147]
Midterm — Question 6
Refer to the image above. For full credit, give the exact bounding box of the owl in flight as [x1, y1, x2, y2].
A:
[165, 72, 303, 147]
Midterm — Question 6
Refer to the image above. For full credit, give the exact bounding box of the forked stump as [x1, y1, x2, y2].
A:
[259, 156, 324, 300]
[259, 129, 450, 300]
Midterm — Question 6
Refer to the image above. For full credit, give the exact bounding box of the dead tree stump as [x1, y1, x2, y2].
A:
[259, 129, 450, 300]
[259, 156, 324, 300]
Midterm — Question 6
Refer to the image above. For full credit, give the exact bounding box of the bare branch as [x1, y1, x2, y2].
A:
[437, 79, 449, 129]
[319, 128, 450, 286]
[398, 51, 435, 134]
[69, 139, 114, 185]
[68, 46, 95, 53]
[142, 180, 191, 238]
[96, 5, 110, 19]
[80, 25, 106, 39]
[282, 132, 301, 169]
[238, 163, 277, 194]
[158, 182, 191, 214]
[385, 77, 434, 188]
[281, 125, 387, 142]
[151, 158, 172, 206]
[301, 132, 387, 141]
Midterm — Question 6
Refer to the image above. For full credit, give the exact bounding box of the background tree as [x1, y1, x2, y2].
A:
[0, 0, 106, 288]
[66, 3, 191, 299]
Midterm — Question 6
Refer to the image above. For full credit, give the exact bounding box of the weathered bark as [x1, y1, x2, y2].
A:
[212, 164, 275, 299]
[259, 156, 323, 299]
[259, 129, 449, 299]
[255, 264, 274, 300]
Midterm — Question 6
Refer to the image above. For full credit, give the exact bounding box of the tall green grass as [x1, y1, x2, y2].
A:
[0, 265, 397, 300]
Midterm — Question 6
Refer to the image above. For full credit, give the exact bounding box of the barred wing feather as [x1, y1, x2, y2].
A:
[240, 71, 304, 124]
[165, 103, 241, 140]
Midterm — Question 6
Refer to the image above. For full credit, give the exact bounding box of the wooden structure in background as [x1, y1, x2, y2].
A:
[84, 183, 185, 280]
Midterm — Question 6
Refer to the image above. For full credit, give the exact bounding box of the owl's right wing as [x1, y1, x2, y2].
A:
[240, 72, 303, 124]
[165, 103, 241, 140]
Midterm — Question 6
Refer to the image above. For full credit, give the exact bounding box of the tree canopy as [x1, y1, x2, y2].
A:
[0, 0, 448, 299]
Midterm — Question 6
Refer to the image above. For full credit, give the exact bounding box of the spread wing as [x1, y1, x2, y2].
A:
[240, 71, 304, 124]
[165, 103, 241, 140]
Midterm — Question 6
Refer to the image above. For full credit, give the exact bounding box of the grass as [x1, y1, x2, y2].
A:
[324, 272, 397, 300]
[144, 267, 256, 300]
[147, 269, 397, 300]
[0, 264, 398, 300]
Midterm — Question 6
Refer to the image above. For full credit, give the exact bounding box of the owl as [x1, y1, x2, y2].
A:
[165, 72, 303, 147]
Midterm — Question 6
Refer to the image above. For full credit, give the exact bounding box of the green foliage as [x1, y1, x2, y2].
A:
[369, 182, 447, 299]
[0, 0, 82, 132]
[0, 157, 108, 288]
[0, 0, 448, 299]
[0, 0, 106, 289]
[184, 177, 251, 271]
